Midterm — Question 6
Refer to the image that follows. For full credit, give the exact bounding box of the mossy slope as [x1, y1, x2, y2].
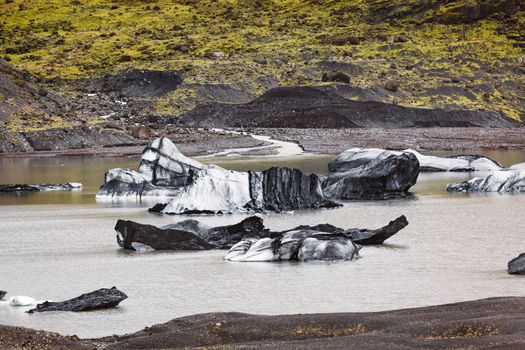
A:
[0, 0, 523, 122]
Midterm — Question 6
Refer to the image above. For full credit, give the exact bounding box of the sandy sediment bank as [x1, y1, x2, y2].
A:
[256, 127, 525, 154]
[1, 297, 525, 349]
[0, 127, 524, 159]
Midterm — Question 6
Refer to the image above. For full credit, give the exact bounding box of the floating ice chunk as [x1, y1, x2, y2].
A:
[9, 296, 36, 306]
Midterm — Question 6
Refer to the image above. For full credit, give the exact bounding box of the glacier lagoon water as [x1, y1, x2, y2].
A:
[0, 150, 525, 338]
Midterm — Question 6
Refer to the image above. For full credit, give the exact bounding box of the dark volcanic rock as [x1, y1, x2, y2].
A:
[321, 72, 351, 84]
[99, 69, 182, 97]
[0, 291, 6, 300]
[435, 0, 520, 24]
[0, 183, 82, 192]
[24, 126, 138, 151]
[196, 83, 253, 104]
[180, 86, 516, 129]
[247, 167, 341, 212]
[345, 215, 408, 245]
[323, 153, 420, 200]
[27, 287, 127, 313]
[508, 253, 525, 275]
[115, 219, 213, 250]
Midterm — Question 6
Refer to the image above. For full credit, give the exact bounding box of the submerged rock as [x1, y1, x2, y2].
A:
[0, 183, 82, 193]
[508, 253, 525, 275]
[27, 287, 127, 313]
[329, 147, 503, 173]
[447, 170, 525, 193]
[323, 153, 420, 200]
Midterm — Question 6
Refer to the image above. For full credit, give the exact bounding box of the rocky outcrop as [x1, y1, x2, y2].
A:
[180, 86, 517, 129]
[0, 183, 82, 192]
[98, 69, 182, 97]
[329, 147, 503, 173]
[24, 126, 139, 152]
[447, 170, 525, 193]
[27, 287, 127, 313]
[323, 153, 420, 200]
[508, 253, 525, 275]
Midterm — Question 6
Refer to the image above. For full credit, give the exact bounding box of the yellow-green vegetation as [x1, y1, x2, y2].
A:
[0, 0, 523, 119]
[421, 323, 500, 339]
[294, 324, 367, 337]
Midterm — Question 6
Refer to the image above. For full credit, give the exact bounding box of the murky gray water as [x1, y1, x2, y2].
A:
[1, 150, 525, 338]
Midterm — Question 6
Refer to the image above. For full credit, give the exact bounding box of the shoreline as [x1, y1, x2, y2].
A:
[1, 297, 525, 349]
[0, 127, 524, 159]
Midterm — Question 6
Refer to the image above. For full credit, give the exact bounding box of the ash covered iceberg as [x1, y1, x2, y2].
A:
[98, 138, 422, 213]
[97, 137, 206, 198]
[447, 170, 525, 193]
[0, 183, 82, 193]
[329, 148, 503, 173]
[97, 137, 339, 212]
[157, 166, 339, 214]
[225, 215, 408, 262]
[323, 152, 420, 200]
[114, 215, 408, 262]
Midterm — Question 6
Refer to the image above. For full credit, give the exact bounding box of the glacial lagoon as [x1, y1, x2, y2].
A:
[1, 151, 525, 337]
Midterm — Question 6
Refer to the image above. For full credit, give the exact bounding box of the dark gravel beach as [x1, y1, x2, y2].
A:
[2, 297, 525, 349]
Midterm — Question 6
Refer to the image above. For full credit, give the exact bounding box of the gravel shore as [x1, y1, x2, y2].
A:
[1, 127, 524, 159]
[2, 297, 525, 349]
